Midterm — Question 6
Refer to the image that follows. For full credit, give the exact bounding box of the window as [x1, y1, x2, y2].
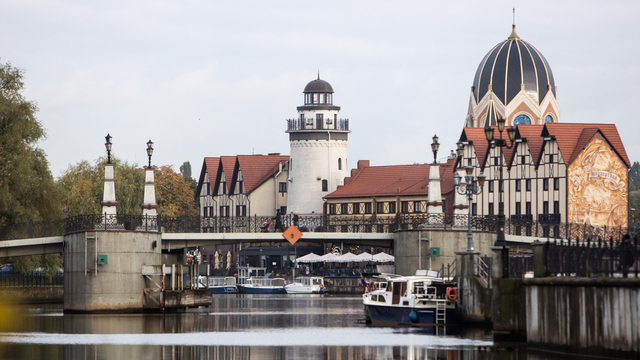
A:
[401, 201, 409, 213]
[493, 157, 499, 166]
[520, 155, 526, 165]
[353, 203, 360, 214]
[543, 178, 549, 191]
[413, 201, 421, 213]
[516, 179, 521, 192]
[545, 114, 554, 123]
[236, 205, 246, 217]
[526, 201, 531, 215]
[471, 203, 477, 215]
[280, 206, 287, 215]
[515, 202, 521, 215]
[221, 182, 227, 195]
[220, 206, 230, 217]
[499, 202, 504, 213]
[322, 179, 328, 192]
[206, 183, 211, 195]
[467, 158, 472, 166]
[488, 180, 494, 193]
[329, 204, 336, 215]
[488, 203, 494, 215]
[554, 201, 559, 214]
[316, 113, 323, 130]
[341, 203, 348, 214]
[236, 181, 244, 194]
[376, 202, 385, 214]
[526, 179, 532, 191]
[543, 201, 549, 214]
[364, 202, 372, 214]
[203, 207, 209, 217]
[554, 178, 560, 191]
[279, 182, 287, 193]
[338, 158, 342, 170]
[388, 202, 396, 213]
[514, 114, 532, 125]
[500, 180, 504, 192]
[548, 154, 554, 163]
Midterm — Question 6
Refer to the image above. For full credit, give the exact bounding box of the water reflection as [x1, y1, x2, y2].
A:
[0, 294, 596, 360]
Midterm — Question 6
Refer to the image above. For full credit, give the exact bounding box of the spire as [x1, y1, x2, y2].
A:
[485, 94, 499, 127]
[508, 8, 520, 40]
[317, 70, 320, 80]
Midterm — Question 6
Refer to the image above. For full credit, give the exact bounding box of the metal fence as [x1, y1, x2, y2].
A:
[546, 235, 640, 278]
[0, 214, 637, 241]
[0, 273, 64, 287]
[509, 254, 533, 278]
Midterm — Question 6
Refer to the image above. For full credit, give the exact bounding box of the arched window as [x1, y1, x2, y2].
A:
[338, 158, 342, 170]
[513, 114, 532, 125]
[545, 114, 554, 123]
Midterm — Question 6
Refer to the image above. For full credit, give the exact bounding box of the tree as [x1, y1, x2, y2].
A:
[57, 157, 144, 216]
[155, 165, 198, 217]
[630, 162, 640, 229]
[0, 61, 62, 223]
[180, 161, 192, 179]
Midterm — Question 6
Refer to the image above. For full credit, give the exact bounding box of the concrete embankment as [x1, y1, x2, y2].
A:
[0, 286, 63, 303]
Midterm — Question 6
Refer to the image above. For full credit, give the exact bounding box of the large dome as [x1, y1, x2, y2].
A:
[303, 78, 334, 93]
[472, 26, 556, 106]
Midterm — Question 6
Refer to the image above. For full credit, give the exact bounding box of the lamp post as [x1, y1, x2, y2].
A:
[146, 139, 154, 168]
[454, 163, 485, 252]
[430, 134, 440, 164]
[105, 134, 113, 164]
[484, 118, 516, 246]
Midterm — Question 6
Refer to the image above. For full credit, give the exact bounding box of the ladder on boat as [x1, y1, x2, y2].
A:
[435, 300, 446, 325]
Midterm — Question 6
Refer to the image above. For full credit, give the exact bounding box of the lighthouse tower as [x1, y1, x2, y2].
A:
[286, 76, 351, 214]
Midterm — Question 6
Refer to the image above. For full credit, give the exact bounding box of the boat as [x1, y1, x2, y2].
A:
[284, 276, 327, 294]
[208, 276, 239, 294]
[362, 269, 459, 326]
[237, 277, 286, 294]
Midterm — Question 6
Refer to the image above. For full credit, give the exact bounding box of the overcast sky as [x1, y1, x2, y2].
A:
[2, 0, 639, 178]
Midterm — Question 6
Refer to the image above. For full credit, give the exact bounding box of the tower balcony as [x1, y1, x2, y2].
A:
[286, 118, 350, 132]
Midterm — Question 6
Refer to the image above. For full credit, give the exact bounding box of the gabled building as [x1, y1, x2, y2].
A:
[456, 123, 630, 236]
[323, 158, 457, 232]
[195, 154, 290, 222]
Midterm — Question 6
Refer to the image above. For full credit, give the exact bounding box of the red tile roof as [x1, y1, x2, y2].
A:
[219, 156, 237, 193]
[543, 123, 630, 167]
[235, 154, 290, 193]
[460, 127, 491, 169]
[324, 160, 456, 199]
[195, 157, 219, 199]
[513, 125, 544, 166]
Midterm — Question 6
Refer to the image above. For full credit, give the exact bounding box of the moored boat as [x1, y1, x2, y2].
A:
[237, 277, 286, 294]
[208, 276, 239, 294]
[362, 270, 459, 326]
[284, 276, 326, 294]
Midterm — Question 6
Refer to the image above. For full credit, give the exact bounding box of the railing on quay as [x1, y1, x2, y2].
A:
[546, 235, 640, 278]
[0, 273, 64, 287]
[0, 219, 65, 241]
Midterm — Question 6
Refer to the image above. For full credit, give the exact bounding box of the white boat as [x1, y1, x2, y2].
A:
[284, 276, 326, 294]
[362, 270, 459, 325]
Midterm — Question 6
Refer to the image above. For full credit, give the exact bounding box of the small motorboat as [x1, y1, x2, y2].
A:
[284, 276, 326, 294]
[362, 270, 459, 326]
[208, 276, 239, 294]
[237, 277, 286, 294]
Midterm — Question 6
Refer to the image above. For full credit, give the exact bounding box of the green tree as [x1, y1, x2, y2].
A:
[58, 157, 144, 216]
[0, 61, 62, 223]
[180, 161, 192, 179]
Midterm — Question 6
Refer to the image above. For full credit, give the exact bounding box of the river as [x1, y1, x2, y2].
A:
[0, 294, 580, 359]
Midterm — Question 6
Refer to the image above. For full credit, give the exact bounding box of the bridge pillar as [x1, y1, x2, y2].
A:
[64, 231, 162, 312]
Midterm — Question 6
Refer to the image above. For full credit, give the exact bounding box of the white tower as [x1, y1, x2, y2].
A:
[286, 76, 351, 214]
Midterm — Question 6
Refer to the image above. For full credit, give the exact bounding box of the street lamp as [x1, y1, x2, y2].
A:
[454, 163, 485, 251]
[484, 118, 516, 246]
[430, 134, 440, 164]
[105, 134, 113, 164]
[146, 139, 154, 168]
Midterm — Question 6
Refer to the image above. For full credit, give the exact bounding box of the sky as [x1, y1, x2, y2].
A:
[2, 0, 639, 178]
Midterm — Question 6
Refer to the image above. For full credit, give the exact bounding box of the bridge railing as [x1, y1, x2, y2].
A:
[0, 214, 637, 240]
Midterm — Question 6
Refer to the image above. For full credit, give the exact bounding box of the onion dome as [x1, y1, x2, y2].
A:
[472, 25, 556, 106]
[303, 76, 334, 94]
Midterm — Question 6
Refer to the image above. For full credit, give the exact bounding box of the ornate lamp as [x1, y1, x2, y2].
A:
[146, 139, 154, 168]
[430, 134, 440, 164]
[105, 134, 113, 164]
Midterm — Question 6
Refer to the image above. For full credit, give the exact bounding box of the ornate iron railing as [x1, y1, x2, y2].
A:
[509, 253, 533, 278]
[0, 214, 636, 240]
[546, 235, 640, 278]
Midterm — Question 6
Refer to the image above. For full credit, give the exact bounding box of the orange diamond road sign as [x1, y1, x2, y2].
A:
[283, 225, 302, 245]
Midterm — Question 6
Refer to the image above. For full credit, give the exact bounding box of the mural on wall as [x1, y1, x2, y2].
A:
[568, 133, 628, 227]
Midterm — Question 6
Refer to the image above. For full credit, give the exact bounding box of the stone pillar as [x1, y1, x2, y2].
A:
[491, 246, 510, 279]
[532, 240, 548, 278]
[427, 163, 442, 214]
[101, 163, 117, 217]
[142, 167, 157, 217]
[453, 169, 468, 215]
[455, 251, 485, 322]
